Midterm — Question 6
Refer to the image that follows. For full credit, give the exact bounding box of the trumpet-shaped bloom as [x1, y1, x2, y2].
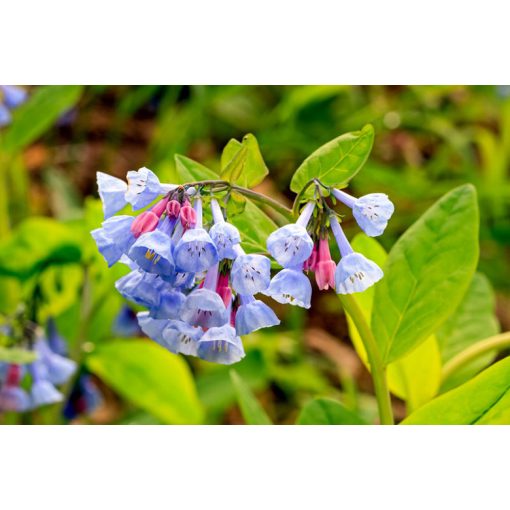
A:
[332, 189, 394, 237]
[125, 167, 166, 210]
[35, 340, 77, 386]
[128, 230, 175, 276]
[91, 228, 123, 267]
[115, 270, 163, 309]
[96, 172, 128, 219]
[150, 288, 186, 320]
[1, 85, 27, 108]
[231, 253, 271, 295]
[235, 295, 280, 336]
[264, 268, 312, 309]
[173, 228, 218, 273]
[102, 215, 136, 252]
[137, 312, 168, 344]
[266, 202, 315, 267]
[210, 222, 241, 260]
[315, 237, 336, 290]
[197, 325, 245, 365]
[335, 253, 383, 294]
[0, 385, 31, 412]
[180, 289, 228, 329]
[161, 321, 202, 356]
[29, 363, 63, 408]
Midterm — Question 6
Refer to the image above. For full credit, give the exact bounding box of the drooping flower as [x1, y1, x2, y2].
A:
[113, 305, 142, 337]
[92, 215, 136, 267]
[230, 246, 271, 296]
[332, 188, 394, 237]
[235, 295, 280, 336]
[63, 372, 103, 421]
[0, 365, 31, 412]
[96, 172, 128, 219]
[125, 167, 174, 210]
[173, 198, 218, 272]
[209, 198, 241, 260]
[150, 288, 186, 320]
[329, 214, 383, 294]
[29, 362, 63, 408]
[196, 325, 245, 365]
[267, 202, 315, 268]
[35, 338, 77, 386]
[264, 267, 312, 309]
[314, 236, 336, 290]
[161, 321, 202, 356]
[115, 270, 163, 309]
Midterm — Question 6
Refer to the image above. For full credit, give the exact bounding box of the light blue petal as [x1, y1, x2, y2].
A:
[125, 167, 164, 210]
[91, 228, 123, 267]
[30, 380, 63, 408]
[0, 103, 11, 127]
[231, 254, 271, 295]
[235, 299, 280, 336]
[128, 230, 175, 276]
[197, 325, 245, 365]
[137, 311, 168, 343]
[263, 269, 312, 309]
[116, 270, 163, 308]
[267, 223, 314, 268]
[102, 215, 135, 253]
[209, 222, 241, 259]
[335, 252, 383, 294]
[0, 85, 27, 108]
[0, 386, 31, 412]
[352, 193, 395, 237]
[181, 288, 228, 328]
[113, 305, 141, 337]
[161, 321, 202, 356]
[174, 228, 218, 273]
[150, 289, 186, 320]
[96, 172, 128, 219]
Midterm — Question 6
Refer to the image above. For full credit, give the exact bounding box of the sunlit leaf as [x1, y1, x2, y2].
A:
[0, 347, 37, 364]
[297, 397, 367, 425]
[230, 370, 272, 425]
[174, 154, 218, 184]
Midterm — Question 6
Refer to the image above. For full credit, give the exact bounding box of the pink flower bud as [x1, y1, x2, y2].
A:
[130, 211, 159, 238]
[180, 205, 197, 230]
[217, 285, 232, 308]
[6, 364, 21, 386]
[151, 196, 170, 217]
[166, 200, 181, 219]
[315, 237, 336, 290]
[304, 243, 318, 271]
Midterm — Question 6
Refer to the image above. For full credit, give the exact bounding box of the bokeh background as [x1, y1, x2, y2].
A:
[1, 85, 509, 424]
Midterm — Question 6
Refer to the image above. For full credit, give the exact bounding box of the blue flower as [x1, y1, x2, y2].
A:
[29, 363, 63, 409]
[137, 312, 168, 344]
[335, 252, 383, 294]
[125, 167, 166, 210]
[160, 321, 202, 356]
[47, 318, 68, 356]
[115, 270, 163, 308]
[197, 325, 245, 365]
[150, 288, 186, 320]
[173, 228, 218, 273]
[113, 305, 141, 337]
[36, 339, 77, 386]
[209, 222, 241, 259]
[96, 172, 128, 219]
[235, 295, 280, 335]
[264, 268, 312, 309]
[63, 373, 103, 420]
[128, 230, 175, 276]
[332, 189, 394, 237]
[0, 103, 11, 127]
[267, 202, 315, 267]
[0, 85, 27, 108]
[91, 228, 124, 267]
[180, 289, 228, 329]
[0, 385, 31, 412]
[102, 215, 136, 253]
[231, 253, 271, 295]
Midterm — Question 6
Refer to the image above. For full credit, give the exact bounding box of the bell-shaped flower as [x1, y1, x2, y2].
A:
[137, 312, 168, 344]
[115, 270, 163, 309]
[264, 267, 312, 309]
[330, 214, 383, 294]
[150, 288, 186, 320]
[209, 198, 241, 260]
[128, 228, 175, 277]
[92, 215, 135, 266]
[231, 246, 271, 295]
[125, 167, 170, 210]
[161, 321, 202, 356]
[267, 202, 315, 268]
[181, 285, 228, 329]
[332, 188, 394, 237]
[0, 103, 11, 127]
[197, 325, 245, 365]
[96, 172, 128, 219]
[113, 305, 141, 337]
[235, 295, 280, 336]
[173, 198, 218, 272]
[91, 228, 123, 267]
[29, 362, 63, 409]
[35, 339, 77, 386]
[0, 85, 27, 108]
[47, 318, 68, 356]
[0, 364, 30, 412]
[315, 236, 336, 290]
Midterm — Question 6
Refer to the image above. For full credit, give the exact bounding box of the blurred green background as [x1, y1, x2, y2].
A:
[1, 85, 509, 424]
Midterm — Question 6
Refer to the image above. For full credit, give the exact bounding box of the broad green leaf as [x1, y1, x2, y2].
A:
[290, 124, 374, 194]
[297, 397, 367, 425]
[231, 198, 278, 253]
[3, 86, 83, 153]
[346, 234, 442, 410]
[438, 272, 500, 391]
[0, 346, 37, 364]
[220, 134, 268, 187]
[230, 370, 272, 425]
[86, 339, 204, 424]
[0, 217, 82, 280]
[372, 185, 479, 365]
[402, 357, 510, 424]
[174, 154, 218, 184]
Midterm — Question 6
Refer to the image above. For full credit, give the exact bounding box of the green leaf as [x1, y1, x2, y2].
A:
[297, 398, 367, 425]
[86, 339, 204, 424]
[230, 370, 272, 425]
[438, 273, 500, 391]
[0, 217, 82, 280]
[402, 357, 510, 424]
[371, 185, 479, 365]
[220, 134, 268, 187]
[174, 154, 218, 184]
[290, 124, 374, 194]
[346, 234, 442, 411]
[231, 198, 278, 253]
[3, 86, 83, 153]
[0, 346, 38, 364]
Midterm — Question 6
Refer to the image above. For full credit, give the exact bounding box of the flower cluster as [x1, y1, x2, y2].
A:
[0, 320, 77, 412]
[93, 168, 393, 365]
[0, 85, 27, 127]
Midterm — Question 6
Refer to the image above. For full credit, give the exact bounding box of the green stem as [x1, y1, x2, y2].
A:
[338, 294, 394, 425]
[441, 331, 510, 383]
[0, 142, 11, 239]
